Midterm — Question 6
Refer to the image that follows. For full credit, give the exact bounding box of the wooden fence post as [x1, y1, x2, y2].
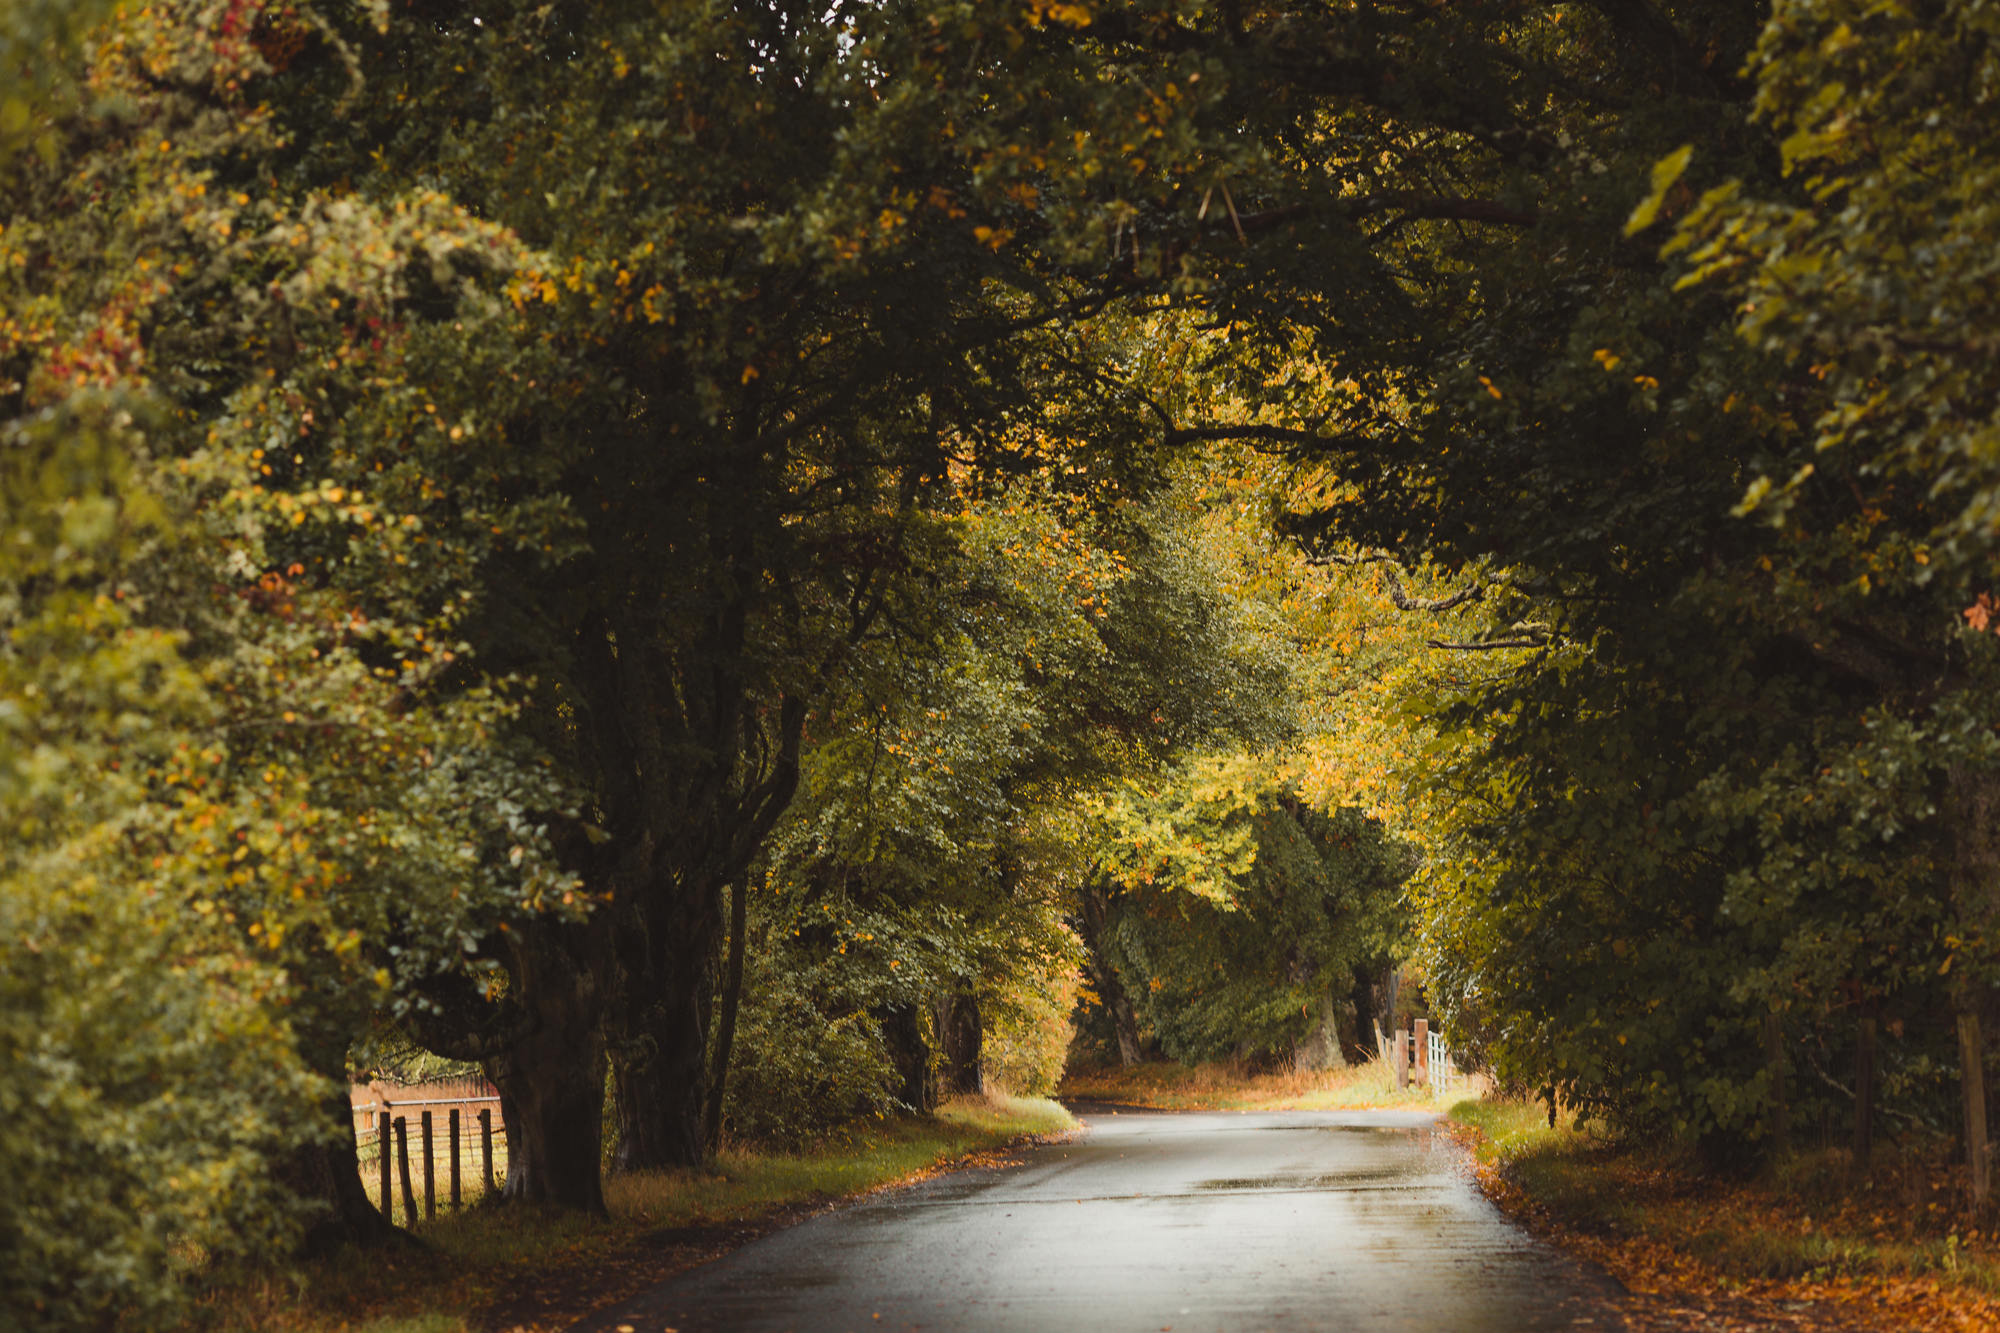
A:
[449, 1108, 461, 1209]
[480, 1107, 495, 1195]
[395, 1116, 417, 1225]
[1414, 1018, 1430, 1088]
[420, 1110, 435, 1220]
[376, 1110, 391, 1218]
[1393, 1027, 1409, 1090]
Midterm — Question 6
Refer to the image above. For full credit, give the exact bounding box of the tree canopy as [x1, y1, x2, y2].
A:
[9, 1, 2000, 1326]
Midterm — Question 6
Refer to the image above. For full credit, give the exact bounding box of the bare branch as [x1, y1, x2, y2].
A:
[1380, 562, 1488, 613]
[1226, 193, 1538, 238]
[1427, 635, 1549, 652]
[1163, 422, 1355, 450]
[1312, 548, 1498, 613]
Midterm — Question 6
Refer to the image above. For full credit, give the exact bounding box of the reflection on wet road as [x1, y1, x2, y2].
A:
[570, 1108, 1626, 1333]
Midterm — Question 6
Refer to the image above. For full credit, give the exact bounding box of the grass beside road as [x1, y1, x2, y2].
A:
[1060, 1057, 1457, 1111]
[1446, 1098, 2000, 1331]
[182, 1093, 1074, 1333]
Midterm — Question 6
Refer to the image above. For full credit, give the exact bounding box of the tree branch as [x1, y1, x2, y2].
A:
[1162, 421, 1360, 451]
[1226, 193, 1539, 238]
[1427, 635, 1548, 651]
[1380, 562, 1489, 613]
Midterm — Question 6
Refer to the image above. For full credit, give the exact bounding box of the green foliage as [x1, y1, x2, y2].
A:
[15, 0, 2000, 1310]
[719, 948, 903, 1147]
[0, 869, 312, 1329]
[0, 399, 321, 1330]
[1098, 795, 1411, 1065]
[1, 1, 585, 1316]
[982, 970, 1077, 1098]
[964, 0, 2000, 1153]
[0, 0, 119, 169]
[1676, 0, 2000, 560]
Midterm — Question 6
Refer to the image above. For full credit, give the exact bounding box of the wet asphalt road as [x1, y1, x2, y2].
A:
[570, 1107, 1627, 1333]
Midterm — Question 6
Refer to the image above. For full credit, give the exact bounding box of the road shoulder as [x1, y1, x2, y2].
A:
[183, 1095, 1074, 1333]
[1445, 1099, 2000, 1332]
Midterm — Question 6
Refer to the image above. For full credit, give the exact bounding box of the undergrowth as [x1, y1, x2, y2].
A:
[1446, 1096, 2000, 1320]
[181, 1093, 1073, 1333]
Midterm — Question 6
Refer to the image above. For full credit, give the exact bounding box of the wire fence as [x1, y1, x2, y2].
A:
[352, 1081, 510, 1225]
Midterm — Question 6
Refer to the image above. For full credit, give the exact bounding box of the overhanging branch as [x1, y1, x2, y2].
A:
[1427, 634, 1549, 652]
[1226, 193, 1539, 239]
[1162, 421, 1360, 451]
[1380, 562, 1488, 613]
[1311, 548, 1497, 614]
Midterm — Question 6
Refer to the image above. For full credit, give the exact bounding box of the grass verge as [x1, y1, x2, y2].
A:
[1445, 1098, 2000, 1331]
[1060, 1057, 1462, 1111]
[181, 1093, 1074, 1333]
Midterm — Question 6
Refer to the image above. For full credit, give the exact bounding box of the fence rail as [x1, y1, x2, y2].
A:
[351, 1079, 509, 1224]
[1375, 1018, 1462, 1097]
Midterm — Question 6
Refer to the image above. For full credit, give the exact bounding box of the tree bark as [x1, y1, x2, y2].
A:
[1108, 989, 1144, 1067]
[1963, 1012, 1991, 1205]
[703, 873, 751, 1150]
[610, 872, 721, 1173]
[581, 601, 804, 1174]
[937, 987, 983, 1095]
[1949, 765, 2000, 1208]
[1293, 992, 1346, 1073]
[594, 797, 730, 1178]
[1764, 1011, 1789, 1156]
[879, 1002, 936, 1112]
[1078, 879, 1144, 1066]
[482, 920, 608, 1215]
[1288, 952, 1345, 1073]
[1853, 1010, 1877, 1170]
[280, 1073, 412, 1256]
[1347, 963, 1379, 1065]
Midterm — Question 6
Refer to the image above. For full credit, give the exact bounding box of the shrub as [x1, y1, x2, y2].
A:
[720, 968, 900, 1147]
[0, 871, 318, 1329]
[982, 968, 1079, 1097]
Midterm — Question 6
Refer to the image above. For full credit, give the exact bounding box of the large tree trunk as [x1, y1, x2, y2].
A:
[1108, 990, 1144, 1067]
[280, 1066, 410, 1256]
[1379, 962, 1403, 1035]
[1347, 963, 1379, 1065]
[704, 873, 751, 1150]
[1763, 1011, 1790, 1156]
[1950, 766, 2000, 1208]
[937, 987, 983, 1095]
[1289, 953, 1345, 1073]
[610, 874, 721, 1172]
[879, 1002, 937, 1112]
[1853, 1007, 1877, 1170]
[1294, 993, 1346, 1073]
[1078, 879, 1144, 1066]
[583, 596, 803, 1174]
[483, 920, 608, 1215]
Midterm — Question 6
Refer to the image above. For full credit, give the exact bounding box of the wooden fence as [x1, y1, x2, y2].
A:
[351, 1077, 509, 1223]
[1375, 1018, 1462, 1097]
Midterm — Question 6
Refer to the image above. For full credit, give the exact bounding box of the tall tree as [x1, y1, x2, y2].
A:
[1666, 0, 2000, 1192]
[270, 0, 1196, 1196]
[873, 0, 1981, 1155]
[3, 0, 584, 1263]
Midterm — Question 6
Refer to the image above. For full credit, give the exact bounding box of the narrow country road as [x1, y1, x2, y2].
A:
[570, 1107, 1627, 1333]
